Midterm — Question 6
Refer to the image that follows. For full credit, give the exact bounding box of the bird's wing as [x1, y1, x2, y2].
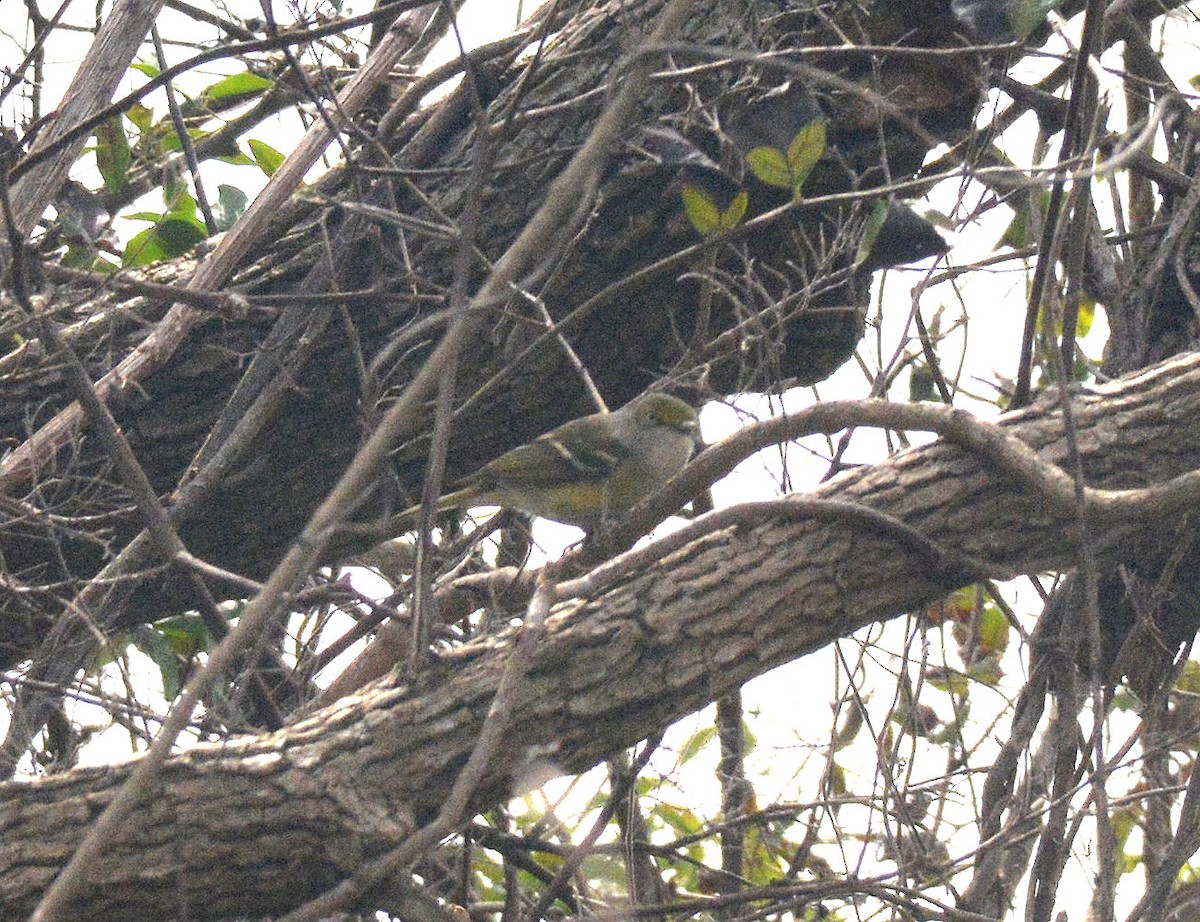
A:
[476, 426, 629, 489]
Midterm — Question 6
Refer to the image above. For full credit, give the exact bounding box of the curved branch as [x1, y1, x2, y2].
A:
[4, 351, 1200, 919]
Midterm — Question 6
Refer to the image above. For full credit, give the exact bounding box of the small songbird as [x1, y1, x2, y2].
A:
[401, 392, 699, 530]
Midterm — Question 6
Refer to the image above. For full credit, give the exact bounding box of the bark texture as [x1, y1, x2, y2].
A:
[3, 350, 1200, 919]
[0, 0, 982, 657]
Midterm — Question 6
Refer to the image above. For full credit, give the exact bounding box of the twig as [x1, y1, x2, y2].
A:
[0, 177, 287, 738]
[413, 60, 497, 667]
[24, 14, 434, 919]
[280, 575, 559, 921]
[0, 0, 429, 495]
[29, 3, 700, 915]
[151, 24, 217, 233]
[524, 735, 664, 921]
[8, 0, 428, 185]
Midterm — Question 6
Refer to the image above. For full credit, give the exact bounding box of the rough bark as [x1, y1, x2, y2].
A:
[0, 0, 982, 658]
[3, 350, 1200, 919]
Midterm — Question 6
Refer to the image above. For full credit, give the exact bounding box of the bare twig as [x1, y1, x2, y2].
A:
[525, 735, 664, 921]
[0, 1, 431, 495]
[29, 4, 699, 916]
[24, 14, 437, 919]
[280, 576, 559, 921]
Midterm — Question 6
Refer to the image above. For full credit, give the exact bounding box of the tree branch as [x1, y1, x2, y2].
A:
[4, 350, 1200, 919]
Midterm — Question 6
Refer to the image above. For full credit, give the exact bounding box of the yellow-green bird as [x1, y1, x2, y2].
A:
[403, 392, 699, 529]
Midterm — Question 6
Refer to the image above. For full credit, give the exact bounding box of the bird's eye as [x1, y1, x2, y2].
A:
[646, 410, 659, 423]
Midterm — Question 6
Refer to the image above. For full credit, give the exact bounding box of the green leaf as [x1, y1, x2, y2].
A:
[976, 604, 1010, 655]
[123, 226, 171, 266]
[1110, 803, 1142, 851]
[678, 724, 717, 764]
[746, 145, 792, 190]
[203, 71, 273, 100]
[999, 211, 1033, 249]
[125, 102, 154, 132]
[94, 117, 130, 195]
[62, 245, 98, 269]
[925, 586, 976, 625]
[722, 190, 748, 229]
[467, 851, 505, 900]
[655, 802, 703, 838]
[154, 614, 212, 658]
[160, 127, 207, 152]
[1001, 189, 1051, 250]
[743, 824, 785, 886]
[580, 853, 626, 887]
[217, 149, 257, 166]
[212, 184, 248, 232]
[132, 628, 182, 699]
[926, 667, 970, 697]
[169, 190, 198, 222]
[785, 117, 826, 197]
[130, 61, 160, 79]
[157, 214, 206, 250]
[248, 138, 285, 177]
[855, 199, 891, 268]
[1110, 688, 1139, 712]
[681, 184, 722, 237]
[1116, 850, 1144, 878]
[90, 641, 120, 672]
[1009, 0, 1066, 39]
[122, 215, 206, 266]
[163, 171, 190, 211]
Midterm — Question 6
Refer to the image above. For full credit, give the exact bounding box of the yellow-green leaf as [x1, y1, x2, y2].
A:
[1076, 296, 1096, 338]
[977, 604, 1010, 655]
[125, 102, 154, 132]
[248, 138, 285, 177]
[721, 190, 748, 230]
[743, 824, 786, 886]
[681, 183, 722, 237]
[746, 145, 792, 190]
[204, 71, 273, 101]
[926, 667, 970, 696]
[855, 199, 891, 268]
[95, 116, 130, 195]
[678, 723, 717, 763]
[655, 802, 703, 838]
[786, 117, 826, 196]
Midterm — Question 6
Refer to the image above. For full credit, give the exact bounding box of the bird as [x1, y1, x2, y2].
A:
[400, 391, 700, 530]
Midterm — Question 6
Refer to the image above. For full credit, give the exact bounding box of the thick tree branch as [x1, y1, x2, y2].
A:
[4, 351, 1200, 919]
